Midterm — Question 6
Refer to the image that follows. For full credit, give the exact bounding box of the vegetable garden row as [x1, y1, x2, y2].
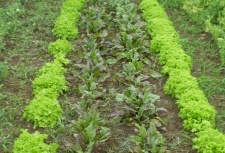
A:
[140, 0, 225, 152]
[11, 0, 225, 152]
[13, 0, 85, 152]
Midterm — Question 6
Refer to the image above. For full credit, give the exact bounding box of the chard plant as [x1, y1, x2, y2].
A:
[75, 74, 106, 110]
[130, 121, 165, 153]
[75, 48, 110, 82]
[72, 109, 110, 153]
[116, 61, 143, 83]
[82, 35, 98, 51]
[114, 3, 148, 34]
[116, 83, 162, 124]
[113, 32, 149, 56]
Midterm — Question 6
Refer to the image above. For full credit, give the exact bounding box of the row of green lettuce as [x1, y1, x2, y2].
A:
[139, 0, 225, 152]
[12, 0, 85, 152]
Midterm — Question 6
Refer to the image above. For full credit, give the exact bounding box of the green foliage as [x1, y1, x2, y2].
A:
[161, 58, 192, 76]
[53, 15, 78, 39]
[34, 88, 59, 99]
[0, 2, 25, 52]
[0, 60, 8, 82]
[116, 76, 161, 123]
[53, 0, 85, 39]
[179, 100, 216, 131]
[142, 5, 168, 21]
[13, 129, 58, 153]
[61, 0, 85, 16]
[140, 0, 225, 152]
[150, 35, 180, 53]
[38, 60, 67, 76]
[159, 47, 191, 66]
[146, 18, 176, 38]
[54, 53, 71, 65]
[48, 39, 72, 56]
[114, 3, 144, 33]
[23, 96, 64, 128]
[130, 121, 165, 153]
[193, 127, 225, 152]
[163, 70, 199, 98]
[72, 109, 110, 153]
[176, 89, 208, 107]
[181, 0, 225, 65]
[32, 67, 68, 95]
[139, 0, 159, 11]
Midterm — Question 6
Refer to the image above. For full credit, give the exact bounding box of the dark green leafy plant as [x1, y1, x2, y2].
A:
[13, 129, 58, 153]
[72, 109, 110, 153]
[130, 121, 165, 153]
[118, 62, 143, 82]
[116, 82, 161, 124]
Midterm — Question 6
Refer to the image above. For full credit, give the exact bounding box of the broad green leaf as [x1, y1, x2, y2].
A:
[130, 135, 142, 144]
[138, 125, 147, 140]
[116, 94, 126, 102]
[106, 58, 117, 65]
[99, 30, 108, 37]
[150, 71, 162, 79]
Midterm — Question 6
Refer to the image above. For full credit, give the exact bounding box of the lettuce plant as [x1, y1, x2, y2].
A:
[193, 127, 225, 152]
[38, 60, 67, 76]
[54, 53, 71, 65]
[139, 0, 160, 11]
[178, 100, 216, 131]
[34, 88, 59, 99]
[32, 71, 68, 95]
[176, 89, 208, 107]
[150, 35, 180, 53]
[52, 0, 85, 39]
[23, 96, 64, 128]
[61, 0, 83, 23]
[140, 0, 225, 152]
[48, 39, 72, 56]
[61, 0, 85, 15]
[163, 70, 199, 98]
[53, 15, 78, 39]
[146, 18, 176, 38]
[13, 129, 58, 153]
[159, 47, 191, 66]
[161, 58, 192, 76]
[142, 6, 168, 22]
